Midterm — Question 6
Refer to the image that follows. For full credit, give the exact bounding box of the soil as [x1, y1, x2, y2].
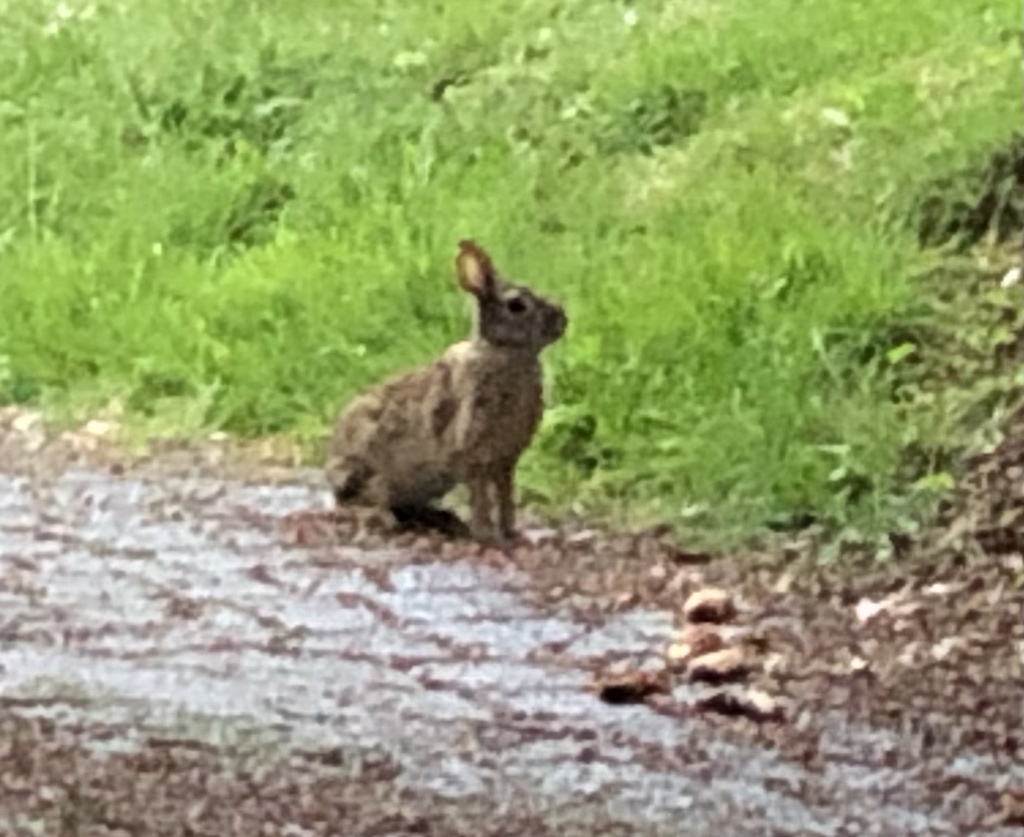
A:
[0, 400, 1022, 836]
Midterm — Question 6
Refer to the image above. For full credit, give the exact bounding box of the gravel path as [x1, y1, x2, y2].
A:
[0, 411, 1021, 835]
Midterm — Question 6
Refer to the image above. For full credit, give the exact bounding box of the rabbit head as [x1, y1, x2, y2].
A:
[456, 240, 567, 352]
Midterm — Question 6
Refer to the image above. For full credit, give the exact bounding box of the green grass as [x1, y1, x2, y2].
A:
[0, 0, 1019, 546]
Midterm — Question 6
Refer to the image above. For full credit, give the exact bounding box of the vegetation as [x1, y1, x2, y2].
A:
[0, 0, 1019, 546]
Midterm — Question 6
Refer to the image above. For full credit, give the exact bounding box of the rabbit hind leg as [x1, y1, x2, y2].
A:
[327, 461, 399, 530]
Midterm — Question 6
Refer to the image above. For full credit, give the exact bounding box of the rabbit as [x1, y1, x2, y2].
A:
[326, 239, 567, 544]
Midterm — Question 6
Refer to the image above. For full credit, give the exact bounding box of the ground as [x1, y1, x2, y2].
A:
[0, 402, 1020, 835]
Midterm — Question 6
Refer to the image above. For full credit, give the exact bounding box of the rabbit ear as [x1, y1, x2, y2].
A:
[456, 240, 497, 298]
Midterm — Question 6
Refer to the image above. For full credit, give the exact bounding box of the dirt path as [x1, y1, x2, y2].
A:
[0, 415, 1022, 835]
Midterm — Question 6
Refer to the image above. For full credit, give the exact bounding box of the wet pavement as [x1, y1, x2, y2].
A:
[0, 415, 1022, 835]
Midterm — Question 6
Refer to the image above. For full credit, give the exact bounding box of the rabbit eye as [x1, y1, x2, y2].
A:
[506, 297, 528, 314]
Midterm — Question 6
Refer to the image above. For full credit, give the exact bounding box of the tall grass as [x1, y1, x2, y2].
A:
[0, 0, 1018, 544]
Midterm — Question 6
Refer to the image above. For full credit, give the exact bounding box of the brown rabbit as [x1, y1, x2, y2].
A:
[326, 240, 567, 543]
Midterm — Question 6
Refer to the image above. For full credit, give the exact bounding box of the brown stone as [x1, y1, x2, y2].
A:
[682, 587, 737, 624]
[665, 624, 725, 670]
[687, 647, 751, 684]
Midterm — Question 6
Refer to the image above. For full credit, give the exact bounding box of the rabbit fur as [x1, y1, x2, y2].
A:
[326, 240, 567, 543]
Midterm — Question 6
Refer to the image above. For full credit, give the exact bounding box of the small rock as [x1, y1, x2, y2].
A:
[682, 587, 737, 624]
[922, 581, 962, 597]
[773, 570, 795, 594]
[897, 642, 920, 667]
[594, 671, 667, 705]
[849, 655, 871, 674]
[613, 591, 639, 610]
[62, 430, 98, 453]
[665, 624, 724, 670]
[763, 652, 787, 675]
[603, 659, 636, 678]
[522, 527, 559, 546]
[687, 647, 750, 684]
[566, 529, 597, 547]
[696, 687, 785, 723]
[743, 688, 785, 722]
[11, 410, 42, 434]
[83, 418, 117, 438]
[854, 595, 891, 624]
[929, 636, 961, 661]
[11, 410, 46, 453]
